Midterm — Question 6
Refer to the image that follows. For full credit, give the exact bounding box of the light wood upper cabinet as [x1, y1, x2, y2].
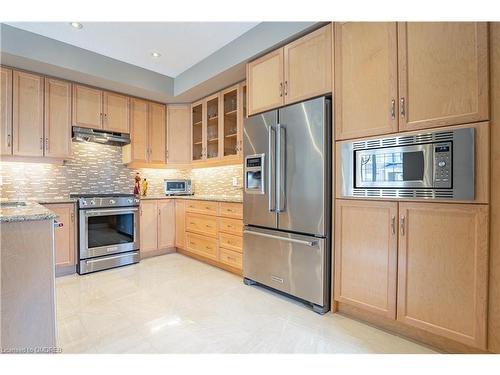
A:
[158, 200, 175, 249]
[191, 101, 204, 162]
[284, 23, 332, 104]
[205, 94, 221, 161]
[140, 200, 158, 254]
[44, 78, 72, 159]
[103, 91, 129, 133]
[129, 98, 149, 163]
[221, 85, 240, 160]
[44, 203, 76, 269]
[166, 104, 191, 165]
[148, 102, 166, 164]
[398, 22, 489, 131]
[12, 71, 44, 157]
[334, 199, 398, 319]
[72, 84, 103, 129]
[335, 22, 398, 140]
[1, 67, 13, 156]
[397, 202, 489, 349]
[175, 200, 186, 249]
[247, 24, 333, 116]
[247, 48, 284, 116]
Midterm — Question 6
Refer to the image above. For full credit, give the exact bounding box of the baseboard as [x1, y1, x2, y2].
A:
[336, 302, 487, 354]
[176, 248, 243, 276]
[140, 247, 176, 259]
[55, 265, 76, 277]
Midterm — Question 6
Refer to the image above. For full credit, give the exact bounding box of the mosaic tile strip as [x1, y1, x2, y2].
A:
[0, 142, 243, 200]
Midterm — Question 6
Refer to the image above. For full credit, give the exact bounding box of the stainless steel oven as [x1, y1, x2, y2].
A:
[74, 194, 140, 274]
[340, 127, 475, 200]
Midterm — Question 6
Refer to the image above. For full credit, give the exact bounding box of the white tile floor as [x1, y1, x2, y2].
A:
[56, 253, 436, 353]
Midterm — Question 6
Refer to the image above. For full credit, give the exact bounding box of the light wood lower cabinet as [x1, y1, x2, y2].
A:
[176, 200, 243, 274]
[157, 200, 175, 249]
[140, 199, 175, 258]
[186, 232, 218, 261]
[175, 200, 186, 249]
[335, 199, 489, 350]
[397, 202, 489, 350]
[43, 203, 76, 272]
[334, 200, 398, 319]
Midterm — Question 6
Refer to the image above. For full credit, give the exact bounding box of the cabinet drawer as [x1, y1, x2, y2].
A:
[219, 202, 243, 219]
[218, 217, 243, 236]
[185, 213, 218, 237]
[186, 232, 218, 261]
[219, 232, 242, 253]
[185, 200, 218, 215]
[219, 248, 242, 269]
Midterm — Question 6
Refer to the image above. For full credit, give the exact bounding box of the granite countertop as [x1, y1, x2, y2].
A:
[140, 195, 243, 203]
[0, 201, 58, 223]
[34, 198, 78, 204]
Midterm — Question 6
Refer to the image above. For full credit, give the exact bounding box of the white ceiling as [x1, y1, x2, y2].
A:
[5, 22, 259, 77]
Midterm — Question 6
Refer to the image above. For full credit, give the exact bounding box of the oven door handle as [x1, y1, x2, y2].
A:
[84, 207, 139, 216]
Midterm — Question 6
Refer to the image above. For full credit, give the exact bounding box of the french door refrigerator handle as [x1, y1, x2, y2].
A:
[268, 125, 276, 212]
[276, 124, 286, 213]
[243, 230, 318, 247]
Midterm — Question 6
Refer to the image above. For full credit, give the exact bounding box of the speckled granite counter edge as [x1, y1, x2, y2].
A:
[0, 202, 58, 223]
[140, 195, 243, 203]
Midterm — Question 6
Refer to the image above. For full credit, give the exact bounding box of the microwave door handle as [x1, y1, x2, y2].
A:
[268, 125, 276, 212]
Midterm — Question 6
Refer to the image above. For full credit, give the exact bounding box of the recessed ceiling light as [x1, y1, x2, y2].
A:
[151, 52, 161, 58]
[70, 22, 83, 29]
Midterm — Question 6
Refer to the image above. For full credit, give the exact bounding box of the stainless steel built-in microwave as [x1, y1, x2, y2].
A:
[339, 127, 475, 200]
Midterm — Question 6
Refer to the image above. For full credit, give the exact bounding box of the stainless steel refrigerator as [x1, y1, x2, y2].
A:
[243, 96, 331, 314]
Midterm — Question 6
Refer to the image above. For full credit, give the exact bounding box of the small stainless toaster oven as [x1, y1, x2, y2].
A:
[164, 179, 193, 196]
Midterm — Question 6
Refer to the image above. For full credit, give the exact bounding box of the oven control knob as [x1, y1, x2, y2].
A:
[90, 200, 96, 205]
[82, 200, 87, 206]
[109, 199, 116, 204]
[438, 161, 446, 168]
[127, 199, 133, 204]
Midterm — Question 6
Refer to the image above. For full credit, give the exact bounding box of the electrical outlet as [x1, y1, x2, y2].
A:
[232, 177, 238, 187]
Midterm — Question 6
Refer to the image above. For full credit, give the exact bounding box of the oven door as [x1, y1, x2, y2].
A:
[79, 207, 139, 259]
[355, 144, 434, 189]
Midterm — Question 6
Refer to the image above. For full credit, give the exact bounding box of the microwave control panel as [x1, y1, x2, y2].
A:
[433, 142, 452, 188]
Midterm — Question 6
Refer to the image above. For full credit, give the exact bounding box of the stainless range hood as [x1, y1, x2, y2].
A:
[72, 127, 131, 146]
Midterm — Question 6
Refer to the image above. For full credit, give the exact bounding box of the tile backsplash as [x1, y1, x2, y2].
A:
[0, 142, 243, 200]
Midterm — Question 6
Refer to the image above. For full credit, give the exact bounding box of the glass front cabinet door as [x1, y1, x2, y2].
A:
[221, 85, 239, 160]
[191, 101, 204, 162]
[205, 93, 221, 160]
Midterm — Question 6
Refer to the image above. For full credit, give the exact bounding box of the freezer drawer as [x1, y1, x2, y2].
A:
[243, 227, 328, 308]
